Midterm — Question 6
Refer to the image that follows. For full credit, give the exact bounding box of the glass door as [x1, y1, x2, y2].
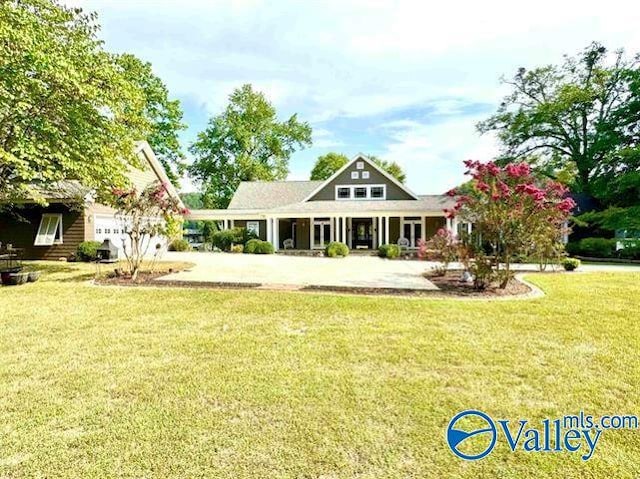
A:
[403, 221, 422, 247]
[313, 220, 331, 248]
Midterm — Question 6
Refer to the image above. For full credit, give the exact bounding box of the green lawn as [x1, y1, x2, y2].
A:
[1, 262, 639, 478]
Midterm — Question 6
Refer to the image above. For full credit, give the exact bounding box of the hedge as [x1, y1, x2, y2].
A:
[378, 244, 401, 259]
[325, 241, 349, 258]
[76, 241, 102, 262]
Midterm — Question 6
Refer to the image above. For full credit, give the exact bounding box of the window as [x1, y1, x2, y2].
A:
[351, 171, 359, 180]
[34, 214, 63, 246]
[356, 161, 364, 169]
[362, 171, 370, 179]
[337, 187, 351, 199]
[371, 186, 385, 199]
[246, 221, 260, 235]
[354, 187, 367, 199]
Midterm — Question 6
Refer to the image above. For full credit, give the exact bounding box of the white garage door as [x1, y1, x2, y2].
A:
[94, 215, 168, 258]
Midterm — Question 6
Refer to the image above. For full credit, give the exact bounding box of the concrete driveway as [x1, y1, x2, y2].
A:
[160, 252, 439, 291]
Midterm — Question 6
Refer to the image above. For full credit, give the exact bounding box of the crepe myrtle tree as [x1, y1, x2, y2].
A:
[110, 181, 189, 280]
[445, 160, 575, 288]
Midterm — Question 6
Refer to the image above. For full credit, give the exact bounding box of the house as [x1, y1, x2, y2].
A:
[0, 141, 184, 260]
[188, 154, 461, 251]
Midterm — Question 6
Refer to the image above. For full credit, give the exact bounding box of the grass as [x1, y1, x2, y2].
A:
[0, 262, 639, 478]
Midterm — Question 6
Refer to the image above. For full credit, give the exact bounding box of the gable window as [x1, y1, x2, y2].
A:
[34, 213, 63, 246]
[356, 161, 364, 170]
[362, 171, 370, 179]
[371, 186, 385, 199]
[354, 187, 367, 199]
[246, 221, 260, 236]
[337, 187, 351, 199]
[351, 171, 359, 180]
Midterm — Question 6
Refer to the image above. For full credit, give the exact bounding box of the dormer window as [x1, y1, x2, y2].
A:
[337, 187, 351, 199]
[362, 171, 370, 179]
[356, 161, 364, 169]
[351, 171, 359, 179]
[354, 187, 367, 199]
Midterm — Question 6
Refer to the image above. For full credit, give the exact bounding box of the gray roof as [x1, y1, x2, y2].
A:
[269, 195, 454, 214]
[228, 180, 324, 209]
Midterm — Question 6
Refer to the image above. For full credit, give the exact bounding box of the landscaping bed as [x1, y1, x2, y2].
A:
[424, 269, 533, 297]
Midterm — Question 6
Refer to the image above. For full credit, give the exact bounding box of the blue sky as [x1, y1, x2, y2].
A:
[68, 0, 640, 194]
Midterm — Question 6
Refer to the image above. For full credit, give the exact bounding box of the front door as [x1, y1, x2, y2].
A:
[403, 221, 422, 248]
[353, 219, 373, 249]
[313, 220, 331, 249]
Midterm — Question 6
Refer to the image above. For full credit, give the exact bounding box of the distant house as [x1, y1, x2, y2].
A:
[0, 141, 184, 260]
[188, 154, 461, 251]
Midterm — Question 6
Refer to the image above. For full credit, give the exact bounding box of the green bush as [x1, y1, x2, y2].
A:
[562, 257, 581, 271]
[566, 237, 617, 258]
[378, 244, 400, 259]
[254, 241, 274, 254]
[230, 244, 244, 254]
[212, 227, 257, 252]
[244, 239, 261, 254]
[618, 245, 640, 260]
[168, 238, 191, 252]
[325, 241, 349, 258]
[76, 241, 102, 262]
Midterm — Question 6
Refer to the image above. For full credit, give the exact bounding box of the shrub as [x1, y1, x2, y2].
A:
[168, 238, 191, 252]
[618, 245, 640, 260]
[378, 244, 400, 259]
[244, 239, 261, 254]
[562, 257, 581, 271]
[211, 227, 257, 252]
[566, 237, 616, 258]
[325, 241, 349, 258]
[255, 241, 274, 254]
[230, 244, 244, 253]
[76, 241, 102, 262]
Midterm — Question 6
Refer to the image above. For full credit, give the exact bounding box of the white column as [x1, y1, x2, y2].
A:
[330, 216, 335, 243]
[266, 216, 272, 244]
[446, 217, 453, 235]
[384, 216, 390, 245]
[420, 216, 426, 243]
[310, 217, 314, 250]
[467, 222, 472, 235]
[341, 217, 346, 243]
[223, 219, 229, 230]
[274, 218, 279, 250]
[230, 219, 235, 229]
[452, 217, 459, 238]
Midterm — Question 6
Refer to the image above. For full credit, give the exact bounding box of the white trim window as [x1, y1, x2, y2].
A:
[335, 184, 387, 201]
[351, 171, 359, 180]
[246, 221, 260, 236]
[362, 171, 370, 179]
[356, 161, 364, 170]
[34, 213, 63, 246]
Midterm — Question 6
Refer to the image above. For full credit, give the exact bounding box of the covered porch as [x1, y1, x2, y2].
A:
[188, 210, 467, 251]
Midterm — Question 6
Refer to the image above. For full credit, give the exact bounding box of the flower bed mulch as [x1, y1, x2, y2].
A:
[424, 270, 532, 297]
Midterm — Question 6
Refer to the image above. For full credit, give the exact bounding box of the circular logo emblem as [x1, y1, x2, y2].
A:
[446, 410, 497, 460]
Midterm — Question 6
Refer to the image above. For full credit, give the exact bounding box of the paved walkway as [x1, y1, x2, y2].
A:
[160, 252, 439, 290]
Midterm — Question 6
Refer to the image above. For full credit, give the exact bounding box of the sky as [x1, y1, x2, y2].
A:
[67, 0, 640, 194]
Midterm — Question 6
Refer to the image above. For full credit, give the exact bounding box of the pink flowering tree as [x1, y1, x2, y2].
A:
[110, 181, 189, 280]
[445, 160, 575, 288]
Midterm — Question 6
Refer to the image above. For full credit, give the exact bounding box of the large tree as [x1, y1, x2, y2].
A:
[309, 152, 407, 183]
[310, 152, 349, 180]
[189, 84, 312, 208]
[478, 42, 640, 199]
[0, 0, 151, 204]
[116, 54, 187, 186]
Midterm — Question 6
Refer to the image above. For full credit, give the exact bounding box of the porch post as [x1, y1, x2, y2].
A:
[310, 216, 314, 249]
[230, 219, 235, 229]
[223, 219, 229, 230]
[274, 218, 279, 250]
[347, 218, 352, 248]
[467, 222, 472, 235]
[446, 217, 452, 234]
[420, 216, 426, 244]
[266, 216, 272, 244]
[384, 216, 390, 245]
[452, 217, 459, 238]
[341, 217, 346, 243]
[330, 216, 335, 243]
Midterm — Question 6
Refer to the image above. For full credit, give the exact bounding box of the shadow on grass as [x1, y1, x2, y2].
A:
[21, 262, 96, 283]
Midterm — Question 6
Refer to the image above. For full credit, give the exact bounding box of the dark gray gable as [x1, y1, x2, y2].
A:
[306, 156, 417, 201]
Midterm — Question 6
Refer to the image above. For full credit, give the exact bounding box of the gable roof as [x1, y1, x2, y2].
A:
[134, 141, 184, 209]
[228, 180, 324, 209]
[301, 154, 420, 202]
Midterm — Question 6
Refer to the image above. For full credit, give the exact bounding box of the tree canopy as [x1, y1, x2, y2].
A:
[0, 0, 185, 205]
[189, 84, 312, 208]
[116, 54, 186, 186]
[310, 152, 349, 180]
[478, 42, 640, 203]
[309, 152, 407, 183]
